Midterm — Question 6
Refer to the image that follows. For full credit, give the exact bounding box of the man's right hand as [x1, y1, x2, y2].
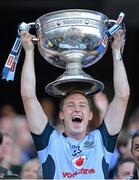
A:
[20, 31, 36, 52]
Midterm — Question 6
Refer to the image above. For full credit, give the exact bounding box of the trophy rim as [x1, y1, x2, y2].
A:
[45, 78, 104, 97]
[36, 9, 109, 22]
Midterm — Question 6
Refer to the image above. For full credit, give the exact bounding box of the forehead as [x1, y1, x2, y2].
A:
[64, 93, 88, 103]
[120, 162, 134, 169]
[24, 161, 39, 170]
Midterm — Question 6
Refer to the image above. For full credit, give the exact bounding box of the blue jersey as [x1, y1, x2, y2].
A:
[31, 121, 118, 179]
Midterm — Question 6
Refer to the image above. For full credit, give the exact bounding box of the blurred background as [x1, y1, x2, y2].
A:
[0, 0, 139, 123]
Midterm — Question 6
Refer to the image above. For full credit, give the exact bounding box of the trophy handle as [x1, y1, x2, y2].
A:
[18, 22, 39, 43]
[105, 12, 125, 39]
[105, 16, 126, 60]
[28, 22, 39, 43]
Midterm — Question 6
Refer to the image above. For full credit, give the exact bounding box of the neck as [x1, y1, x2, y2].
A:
[64, 131, 87, 140]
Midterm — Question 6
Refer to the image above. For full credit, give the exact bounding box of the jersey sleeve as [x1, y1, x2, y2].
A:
[31, 123, 54, 151]
[97, 121, 119, 153]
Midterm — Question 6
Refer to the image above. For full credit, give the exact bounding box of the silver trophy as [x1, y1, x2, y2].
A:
[20, 9, 124, 97]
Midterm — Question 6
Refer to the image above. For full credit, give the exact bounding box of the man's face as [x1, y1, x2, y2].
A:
[0, 135, 13, 161]
[59, 93, 93, 139]
[131, 136, 139, 168]
[117, 161, 135, 179]
[21, 163, 40, 179]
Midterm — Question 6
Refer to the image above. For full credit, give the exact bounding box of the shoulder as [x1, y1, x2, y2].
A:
[132, 168, 138, 179]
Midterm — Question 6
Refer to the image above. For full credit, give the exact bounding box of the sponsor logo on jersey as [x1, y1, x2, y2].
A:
[62, 167, 95, 178]
[72, 155, 87, 169]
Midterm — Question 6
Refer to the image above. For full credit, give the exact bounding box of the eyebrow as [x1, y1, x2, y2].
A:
[66, 101, 87, 104]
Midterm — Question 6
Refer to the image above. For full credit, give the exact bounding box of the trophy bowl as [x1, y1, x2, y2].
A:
[34, 9, 111, 97]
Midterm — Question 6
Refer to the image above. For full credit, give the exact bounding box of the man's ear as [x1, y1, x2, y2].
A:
[59, 111, 64, 120]
[89, 112, 93, 121]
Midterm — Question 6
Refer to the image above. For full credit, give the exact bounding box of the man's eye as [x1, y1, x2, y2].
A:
[67, 104, 73, 108]
[80, 104, 86, 108]
[135, 147, 139, 151]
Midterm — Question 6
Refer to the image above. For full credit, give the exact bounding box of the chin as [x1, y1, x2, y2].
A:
[72, 128, 85, 135]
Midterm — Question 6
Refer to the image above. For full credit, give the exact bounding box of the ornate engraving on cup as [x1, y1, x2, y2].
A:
[34, 9, 110, 97]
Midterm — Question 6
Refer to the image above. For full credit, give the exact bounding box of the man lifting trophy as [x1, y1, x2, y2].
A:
[2, 9, 130, 179]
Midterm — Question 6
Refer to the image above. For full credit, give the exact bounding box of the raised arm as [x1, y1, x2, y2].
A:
[104, 29, 130, 135]
[20, 32, 48, 134]
[93, 92, 108, 122]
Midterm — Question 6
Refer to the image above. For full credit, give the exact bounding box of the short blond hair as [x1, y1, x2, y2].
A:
[59, 89, 93, 112]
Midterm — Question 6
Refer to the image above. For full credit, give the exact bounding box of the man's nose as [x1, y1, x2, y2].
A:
[74, 105, 81, 112]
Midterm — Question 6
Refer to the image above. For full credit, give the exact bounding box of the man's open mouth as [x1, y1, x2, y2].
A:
[72, 115, 82, 123]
